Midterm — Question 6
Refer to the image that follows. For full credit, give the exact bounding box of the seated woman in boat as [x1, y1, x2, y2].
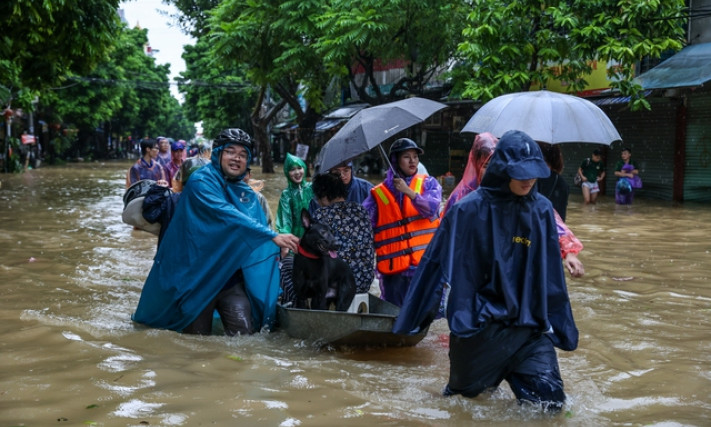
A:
[311, 172, 375, 294]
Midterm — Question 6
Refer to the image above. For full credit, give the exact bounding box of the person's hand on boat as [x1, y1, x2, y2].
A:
[156, 179, 169, 187]
[273, 233, 299, 253]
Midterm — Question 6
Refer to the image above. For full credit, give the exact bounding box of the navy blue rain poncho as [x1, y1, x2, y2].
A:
[392, 131, 578, 352]
[132, 144, 280, 332]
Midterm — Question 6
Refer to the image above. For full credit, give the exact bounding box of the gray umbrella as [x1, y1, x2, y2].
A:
[317, 97, 447, 173]
[461, 90, 622, 145]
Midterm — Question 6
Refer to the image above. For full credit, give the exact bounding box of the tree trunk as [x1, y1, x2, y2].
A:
[250, 86, 288, 174]
[251, 117, 274, 173]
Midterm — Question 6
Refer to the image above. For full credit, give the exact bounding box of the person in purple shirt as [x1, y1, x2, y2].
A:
[126, 138, 168, 188]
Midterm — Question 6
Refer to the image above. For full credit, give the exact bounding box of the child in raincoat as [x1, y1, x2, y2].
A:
[614, 147, 641, 205]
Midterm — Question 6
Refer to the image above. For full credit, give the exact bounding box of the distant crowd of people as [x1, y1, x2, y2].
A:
[125, 136, 212, 191]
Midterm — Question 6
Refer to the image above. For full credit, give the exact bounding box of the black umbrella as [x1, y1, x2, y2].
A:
[317, 97, 447, 173]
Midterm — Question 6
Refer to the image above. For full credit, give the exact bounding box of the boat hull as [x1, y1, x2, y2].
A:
[276, 294, 428, 347]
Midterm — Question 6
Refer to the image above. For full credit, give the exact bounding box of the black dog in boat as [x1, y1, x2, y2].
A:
[292, 209, 356, 311]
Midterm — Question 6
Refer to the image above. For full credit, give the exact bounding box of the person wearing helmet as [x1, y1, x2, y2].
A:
[394, 130, 578, 412]
[362, 137, 442, 306]
[133, 128, 299, 336]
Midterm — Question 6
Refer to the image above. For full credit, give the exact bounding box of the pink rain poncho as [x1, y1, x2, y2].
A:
[443, 132, 582, 258]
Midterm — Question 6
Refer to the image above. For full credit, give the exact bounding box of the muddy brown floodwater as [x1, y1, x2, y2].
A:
[1, 161, 709, 426]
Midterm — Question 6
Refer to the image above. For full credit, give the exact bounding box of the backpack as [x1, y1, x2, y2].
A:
[616, 178, 632, 194]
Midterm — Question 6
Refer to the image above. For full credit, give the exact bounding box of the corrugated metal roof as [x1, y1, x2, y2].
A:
[589, 91, 652, 106]
[323, 103, 369, 119]
[635, 42, 711, 89]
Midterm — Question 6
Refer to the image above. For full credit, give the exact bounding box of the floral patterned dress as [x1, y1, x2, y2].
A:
[313, 201, 375, 293]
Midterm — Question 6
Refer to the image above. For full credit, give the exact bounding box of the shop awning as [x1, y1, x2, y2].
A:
[589, 90, 652, 106]
[270, 121, 297, 134]
[314, 103, 370, 135]
[315, 119, 345, 132]
[323, 103, 369, 120]
[635, 42, 711, 89]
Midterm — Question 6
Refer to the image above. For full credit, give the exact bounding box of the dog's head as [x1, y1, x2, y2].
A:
[300, 209, 339, 259]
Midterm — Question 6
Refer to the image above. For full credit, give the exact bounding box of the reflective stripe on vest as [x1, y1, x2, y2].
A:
[371, 175, 440, 274]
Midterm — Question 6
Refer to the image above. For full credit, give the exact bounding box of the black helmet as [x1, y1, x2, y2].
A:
[213, 128, 253, 152]
[389, 138, 424, 157]
[123, 179, 156, 208]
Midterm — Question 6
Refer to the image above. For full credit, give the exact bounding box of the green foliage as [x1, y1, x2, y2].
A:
[207, 0, 332, 174]
[1, 0, 686, 170]
[45, 134, 74, 164]
[167, 0, 222, 38]
[178, 39, 256, 139]
[37, 24, 194, 159]
[210, 0, 329, 115]
[455, 0, 686, 108]
[1, 1, 195, 166]
[0, 0, 122, 100]
[317, 0, 468, 103]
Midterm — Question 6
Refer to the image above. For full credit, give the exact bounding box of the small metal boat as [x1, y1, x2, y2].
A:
[276, 293, 428, 347]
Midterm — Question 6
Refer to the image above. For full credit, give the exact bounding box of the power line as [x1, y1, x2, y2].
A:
[53, 76, 255, 92]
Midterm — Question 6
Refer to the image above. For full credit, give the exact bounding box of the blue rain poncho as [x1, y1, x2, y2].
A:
[132, 144, 280, 332]
[393, 131, 578, 352]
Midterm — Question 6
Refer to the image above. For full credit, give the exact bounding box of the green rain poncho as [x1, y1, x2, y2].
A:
[276, 153, 313, 238]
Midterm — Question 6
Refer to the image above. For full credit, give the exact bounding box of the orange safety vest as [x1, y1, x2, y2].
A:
[372, 175, 440, 274]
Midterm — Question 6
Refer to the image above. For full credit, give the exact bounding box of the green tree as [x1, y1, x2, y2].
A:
[455, 0, 686, 109]
[317, 0, 468, 104]
[168, 1, 257, 139]
[209, 0, 330, 172]
[0, 0, 122, 107]
[167, 0, 221, 38]
[178, 39, 256, 140]
[41, 26, 193, 160]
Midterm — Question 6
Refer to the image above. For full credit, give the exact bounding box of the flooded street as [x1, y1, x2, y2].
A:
[1, 161, 710, 426]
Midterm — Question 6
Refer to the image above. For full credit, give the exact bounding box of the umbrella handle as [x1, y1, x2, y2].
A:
[378, 145, 399, 178]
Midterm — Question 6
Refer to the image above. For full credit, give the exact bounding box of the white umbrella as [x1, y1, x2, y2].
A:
[461, 90, 622, 145]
